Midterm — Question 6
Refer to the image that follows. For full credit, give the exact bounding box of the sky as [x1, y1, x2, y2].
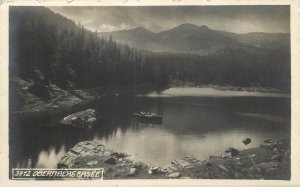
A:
[49, 6, 290, 34]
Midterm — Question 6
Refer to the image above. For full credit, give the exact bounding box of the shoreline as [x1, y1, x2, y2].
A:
[10, 74, 289, 124]
[10, 75, 157, 124]
[57, 138, 290, 180]
[10, 83, 290, 126]
[169, 80, 289, 94]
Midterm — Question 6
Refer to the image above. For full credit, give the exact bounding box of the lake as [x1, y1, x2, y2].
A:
[9, 87, 290, 169]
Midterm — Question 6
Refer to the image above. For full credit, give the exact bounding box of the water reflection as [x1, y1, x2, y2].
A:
[140, 87, 290, 98]
[10, 88, 290, 169]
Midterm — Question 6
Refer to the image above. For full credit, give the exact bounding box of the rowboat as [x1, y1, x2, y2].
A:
[133, 112, 163, 121]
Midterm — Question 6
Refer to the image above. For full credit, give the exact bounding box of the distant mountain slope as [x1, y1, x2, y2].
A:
[216, 31, 290, 49]
[99, 23, 289, 55]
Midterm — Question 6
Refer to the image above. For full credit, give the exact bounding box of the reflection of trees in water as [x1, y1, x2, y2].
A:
[10, 119, 131, 168]
[10, 96, 162, 169]
[10, 95, 290, 170]
[161, 96, 290, 135]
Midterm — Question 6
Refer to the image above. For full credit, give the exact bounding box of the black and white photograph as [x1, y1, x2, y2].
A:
[1, 0, 299, 186]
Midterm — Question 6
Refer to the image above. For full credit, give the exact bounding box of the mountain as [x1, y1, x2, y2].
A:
[9, 7, 291, 93]
[99, 23, 289, 55]
[216, 31, 290, 49]
[102, 26, 156, 44]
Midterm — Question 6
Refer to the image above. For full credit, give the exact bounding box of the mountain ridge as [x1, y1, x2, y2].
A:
[102, 23, 289, 35]
[99, 23, 289, 55]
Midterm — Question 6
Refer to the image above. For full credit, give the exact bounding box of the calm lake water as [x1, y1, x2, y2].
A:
[10, 87, 290, 169]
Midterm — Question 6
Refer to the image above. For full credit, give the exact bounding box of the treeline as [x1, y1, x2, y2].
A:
[9, 7, 290, 91]
[152, 46, 290, 90]
[9, 7, 168, 88]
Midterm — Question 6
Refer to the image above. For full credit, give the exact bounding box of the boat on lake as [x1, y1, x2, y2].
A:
[133, 112, 163, 121]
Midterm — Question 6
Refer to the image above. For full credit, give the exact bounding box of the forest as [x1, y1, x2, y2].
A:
[9, 7, 290, 91]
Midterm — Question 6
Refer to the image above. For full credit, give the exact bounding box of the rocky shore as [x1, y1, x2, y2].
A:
[10, 75, 156, 124]
[57, 138, 290, 180]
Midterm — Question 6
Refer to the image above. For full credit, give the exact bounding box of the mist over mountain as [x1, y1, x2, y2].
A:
[99, 23, 289, 55]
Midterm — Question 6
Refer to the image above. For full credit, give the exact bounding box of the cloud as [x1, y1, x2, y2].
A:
[95, 23, 134, 32]
[49, 6, 290, 34]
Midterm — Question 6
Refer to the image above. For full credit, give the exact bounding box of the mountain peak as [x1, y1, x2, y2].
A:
[169, 23, 211, 32]
[198, 25, 210, 30]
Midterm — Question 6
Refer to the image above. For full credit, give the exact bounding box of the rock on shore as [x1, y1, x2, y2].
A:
[57, 138, 290, 179]
[10, 75, 100, 123]
[60, 109, 99, 128]
[58, 141, 128, 168]
[57, 141, 161, 179]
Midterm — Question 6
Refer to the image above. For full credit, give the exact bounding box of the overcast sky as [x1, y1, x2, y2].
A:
[49, 6, 289, 34]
